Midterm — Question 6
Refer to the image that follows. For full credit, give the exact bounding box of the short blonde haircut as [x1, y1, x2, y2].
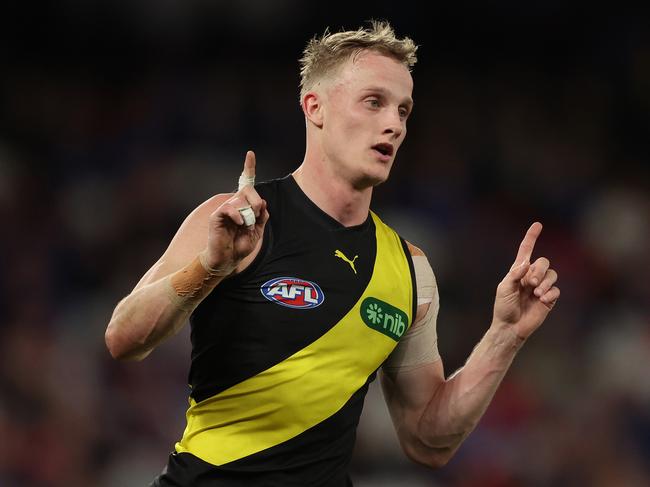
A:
[298, 20, 418, 102]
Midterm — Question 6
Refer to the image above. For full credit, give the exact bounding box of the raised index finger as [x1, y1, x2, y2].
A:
[513, 222, 543, 267]
[238, 150, 256, 191]
[243, 150, 256, 178]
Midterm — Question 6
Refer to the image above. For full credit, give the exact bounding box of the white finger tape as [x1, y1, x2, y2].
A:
[239, 206, 256, 227]
[238, 174, 256, 191]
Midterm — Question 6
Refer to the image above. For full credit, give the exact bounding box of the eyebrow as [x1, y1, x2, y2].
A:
[361, 87, 414, 107]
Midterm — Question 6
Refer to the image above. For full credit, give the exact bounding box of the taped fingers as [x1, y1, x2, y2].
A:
[237, 188, 264, 228]
[219, 196, 251, 228]
[239, 206, 256, 227]
[237, 151, 257, 226]
[239, 150, 256, 191]
[237, 171, 256, 226]
[222, 193, 263, 229]
[217, 200, 247, 226]
[238, 174, 256, 191]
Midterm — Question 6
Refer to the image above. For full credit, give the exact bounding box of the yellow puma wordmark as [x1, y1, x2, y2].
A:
[334, 250, 358, 274]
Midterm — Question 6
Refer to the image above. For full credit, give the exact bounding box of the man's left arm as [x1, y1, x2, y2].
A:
[381, 222, 560, 468]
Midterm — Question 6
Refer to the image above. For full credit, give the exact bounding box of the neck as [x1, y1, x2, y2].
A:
[292, 160, 373, 227]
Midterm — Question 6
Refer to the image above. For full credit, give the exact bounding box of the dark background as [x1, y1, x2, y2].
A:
[1, 3, 648, 486]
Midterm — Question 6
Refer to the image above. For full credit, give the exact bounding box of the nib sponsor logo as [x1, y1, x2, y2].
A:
[360, 297, 407, 341]
[261, 277, 325, 309]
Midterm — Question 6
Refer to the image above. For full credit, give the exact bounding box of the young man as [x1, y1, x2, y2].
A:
[105, 21, 559, 486]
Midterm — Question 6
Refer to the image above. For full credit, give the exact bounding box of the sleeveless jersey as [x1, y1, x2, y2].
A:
[158, 175, 416, 486]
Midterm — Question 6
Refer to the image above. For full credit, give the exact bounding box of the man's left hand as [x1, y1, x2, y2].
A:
[492, 222, 560, 340]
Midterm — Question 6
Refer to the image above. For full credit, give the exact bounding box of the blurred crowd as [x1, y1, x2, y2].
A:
[1, 5, 649, 486]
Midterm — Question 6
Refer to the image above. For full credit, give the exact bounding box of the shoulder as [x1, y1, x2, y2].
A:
[403, 240, 434, 281]
[403, 240, 437, 324]
[404, 240, 425, 257]
[368, 213, 425, 258]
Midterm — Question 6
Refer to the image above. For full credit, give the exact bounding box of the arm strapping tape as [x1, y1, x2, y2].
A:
[383, 254, 440, 370]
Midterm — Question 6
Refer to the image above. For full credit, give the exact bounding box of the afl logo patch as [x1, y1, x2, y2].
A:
[260, 277, 325, 309]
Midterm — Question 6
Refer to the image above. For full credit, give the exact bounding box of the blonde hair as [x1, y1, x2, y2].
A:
[298, 20, 418, 102]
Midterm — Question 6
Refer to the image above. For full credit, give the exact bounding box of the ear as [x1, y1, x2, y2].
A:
[302, 91, 324, 128]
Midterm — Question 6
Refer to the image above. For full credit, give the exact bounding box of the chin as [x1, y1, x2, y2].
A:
[371, 162, 393, 185]
[355, 170, 390, 189]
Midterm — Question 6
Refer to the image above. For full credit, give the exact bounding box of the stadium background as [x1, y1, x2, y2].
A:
[1, 3, 648, 486]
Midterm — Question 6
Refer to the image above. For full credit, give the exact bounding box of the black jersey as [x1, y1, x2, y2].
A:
[157, 175, 416, 487]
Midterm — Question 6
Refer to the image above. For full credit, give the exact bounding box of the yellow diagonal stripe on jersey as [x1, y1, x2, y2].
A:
[175, 212, 413, 466]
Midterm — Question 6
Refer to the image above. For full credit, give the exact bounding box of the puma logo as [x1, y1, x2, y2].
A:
[334, 250, 358, 274]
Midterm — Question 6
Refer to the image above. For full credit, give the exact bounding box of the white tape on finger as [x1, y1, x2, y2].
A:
[237, 172, 256, 226]
[238, 174, 256, 191]
[239, 206, 256, 227]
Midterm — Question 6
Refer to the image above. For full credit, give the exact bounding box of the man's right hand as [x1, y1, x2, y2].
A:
[201, 150, 269, 276]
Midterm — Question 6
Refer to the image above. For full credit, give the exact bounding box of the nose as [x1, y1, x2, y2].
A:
[383, 109, 404, 139]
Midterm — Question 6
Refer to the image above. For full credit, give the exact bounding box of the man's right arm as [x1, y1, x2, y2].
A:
[105, 151, 268, 361]
[105, 193, 228, 361]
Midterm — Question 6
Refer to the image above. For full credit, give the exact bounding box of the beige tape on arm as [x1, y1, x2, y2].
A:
[413, 254, 435, 305]
[383, 255, 440, 371]
[165, 253, 225, 312]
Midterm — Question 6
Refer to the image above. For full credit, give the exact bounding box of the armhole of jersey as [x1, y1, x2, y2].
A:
[399, 237, 418, 323]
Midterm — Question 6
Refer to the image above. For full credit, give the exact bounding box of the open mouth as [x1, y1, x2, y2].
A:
[372, 143, 394, 157]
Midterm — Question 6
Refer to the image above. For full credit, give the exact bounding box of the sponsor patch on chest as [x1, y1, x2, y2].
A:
[260, 277, 325, 309]
[360, 297, 408, 341]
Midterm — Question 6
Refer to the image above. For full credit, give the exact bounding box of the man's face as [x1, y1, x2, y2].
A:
[321, 50, 414, 188]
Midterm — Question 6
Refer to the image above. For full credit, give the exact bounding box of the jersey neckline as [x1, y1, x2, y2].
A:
[281, 174, 373, 233]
